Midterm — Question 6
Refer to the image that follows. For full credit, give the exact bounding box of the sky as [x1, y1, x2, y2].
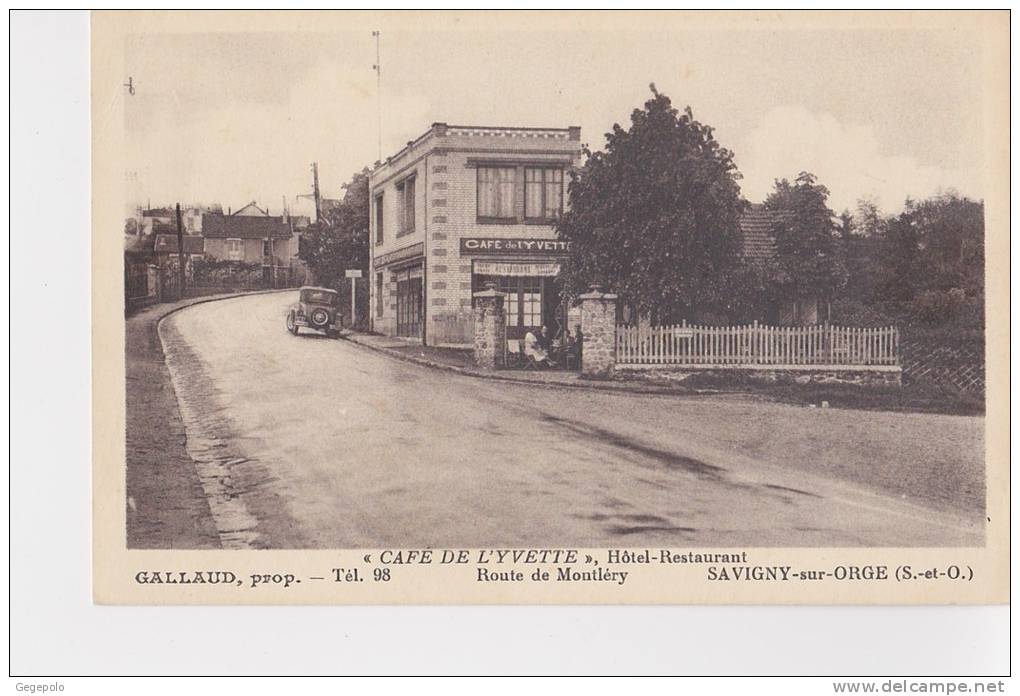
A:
[124, 18, 986, 220]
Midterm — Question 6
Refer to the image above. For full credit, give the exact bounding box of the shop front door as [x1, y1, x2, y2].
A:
[499, 276, 543, 341]
[396, 272, 423, 338]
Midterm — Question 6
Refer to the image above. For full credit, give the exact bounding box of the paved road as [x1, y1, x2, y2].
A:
[161, 292, 984, 548]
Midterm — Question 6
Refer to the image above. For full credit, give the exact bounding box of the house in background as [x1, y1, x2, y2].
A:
[201, 204, 306, 285]
[739, 203, 827, 325]
[153, 233, 206, 257]
[123, 230, 207, 308]
[137, 205, 204, 236]
[202, 209, 295, 264]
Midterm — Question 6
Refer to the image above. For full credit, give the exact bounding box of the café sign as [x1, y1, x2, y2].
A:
[459, 237, 571, 256]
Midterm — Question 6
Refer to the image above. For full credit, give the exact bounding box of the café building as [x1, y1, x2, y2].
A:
[368, 123, 583, 347]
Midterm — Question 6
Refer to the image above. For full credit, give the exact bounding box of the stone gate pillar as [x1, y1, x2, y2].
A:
[473, 283, 506, 370]
[579, 285, 618, 377]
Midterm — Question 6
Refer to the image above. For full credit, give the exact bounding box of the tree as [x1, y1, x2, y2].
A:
[870, 205, 919, 306]
[557, 85, 745, 322]
[852, 197, 885, 238]
[300, 167, 371, 324]
[908, 192, 984, 298]
[764, 172, 846, 305]
[837, 198, 888, 305]
[870, 192, 984, 325]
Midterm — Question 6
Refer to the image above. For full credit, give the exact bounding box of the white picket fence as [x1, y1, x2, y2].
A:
[616, 321, 899, 367]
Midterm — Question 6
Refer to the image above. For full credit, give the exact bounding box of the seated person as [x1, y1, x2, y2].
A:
[523, 328, 556, 368]
[557, 327, 572, 352]
[537, 325, 553, 351]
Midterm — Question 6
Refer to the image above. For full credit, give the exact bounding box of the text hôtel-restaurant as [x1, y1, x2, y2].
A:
[368, 122, 583, 348]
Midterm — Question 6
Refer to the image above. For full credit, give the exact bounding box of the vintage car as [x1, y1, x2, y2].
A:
[286, 286, 343, 338]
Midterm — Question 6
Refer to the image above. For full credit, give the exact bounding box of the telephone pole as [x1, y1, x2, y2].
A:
[296, 164, 323, 224]
[372, 30, 381, 161]
[311, 162, 321, 224]
[175, 203, 186, 300]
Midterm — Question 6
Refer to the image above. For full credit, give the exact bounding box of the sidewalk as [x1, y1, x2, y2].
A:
[339, 330, 707, 396]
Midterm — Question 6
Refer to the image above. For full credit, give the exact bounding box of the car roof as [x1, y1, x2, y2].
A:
[300, 286, 338, 294]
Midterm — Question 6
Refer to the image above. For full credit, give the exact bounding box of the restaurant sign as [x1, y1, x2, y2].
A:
[459, 237, 570, 256]
[474, 261, 561, 277]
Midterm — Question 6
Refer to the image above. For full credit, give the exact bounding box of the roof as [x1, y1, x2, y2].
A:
[202, 213, 292, 239]
[151, 221, 177, 235]
[154, 234, 205, 254]
[372, 122, 582, 182]
[233, 201, 269, 216]
[300, 286, 338, 294]
[739, 204, 781, 262]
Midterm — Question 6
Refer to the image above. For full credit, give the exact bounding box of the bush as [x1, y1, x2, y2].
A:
[829, 299, 899, 327]
[192, 258, 262, 284]
[909, 288, 979, 326]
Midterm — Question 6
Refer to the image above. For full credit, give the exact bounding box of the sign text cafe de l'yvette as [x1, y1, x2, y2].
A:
[459, 237, 571, 255]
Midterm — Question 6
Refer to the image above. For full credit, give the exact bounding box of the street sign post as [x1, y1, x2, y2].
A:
[345, 269, 363, 327]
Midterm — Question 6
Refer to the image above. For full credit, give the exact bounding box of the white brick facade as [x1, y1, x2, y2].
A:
[369, 123, 582, 345]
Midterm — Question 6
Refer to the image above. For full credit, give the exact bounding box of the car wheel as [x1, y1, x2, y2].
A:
[287, 313, 298, 335]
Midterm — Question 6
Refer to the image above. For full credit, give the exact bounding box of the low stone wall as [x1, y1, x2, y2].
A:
[615, 364, 903, 387]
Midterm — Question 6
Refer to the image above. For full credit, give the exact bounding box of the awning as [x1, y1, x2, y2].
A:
[474, 261, 560, 277]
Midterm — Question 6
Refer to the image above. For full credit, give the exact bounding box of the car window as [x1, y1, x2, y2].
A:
[301, 290, 337, 304]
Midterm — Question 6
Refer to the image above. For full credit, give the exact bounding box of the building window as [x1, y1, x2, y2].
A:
[477, 167, 516, 220]
[525, 168, 564, 220]
[262, 239, 271, 257]
[225, 238, 243, 261]
[374, 194, 384, 245]
[376, 272, 384, 318]
[396, 176, 415, 236]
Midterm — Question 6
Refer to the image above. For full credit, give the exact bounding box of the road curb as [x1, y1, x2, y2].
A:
[338, 332, 718, 398]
